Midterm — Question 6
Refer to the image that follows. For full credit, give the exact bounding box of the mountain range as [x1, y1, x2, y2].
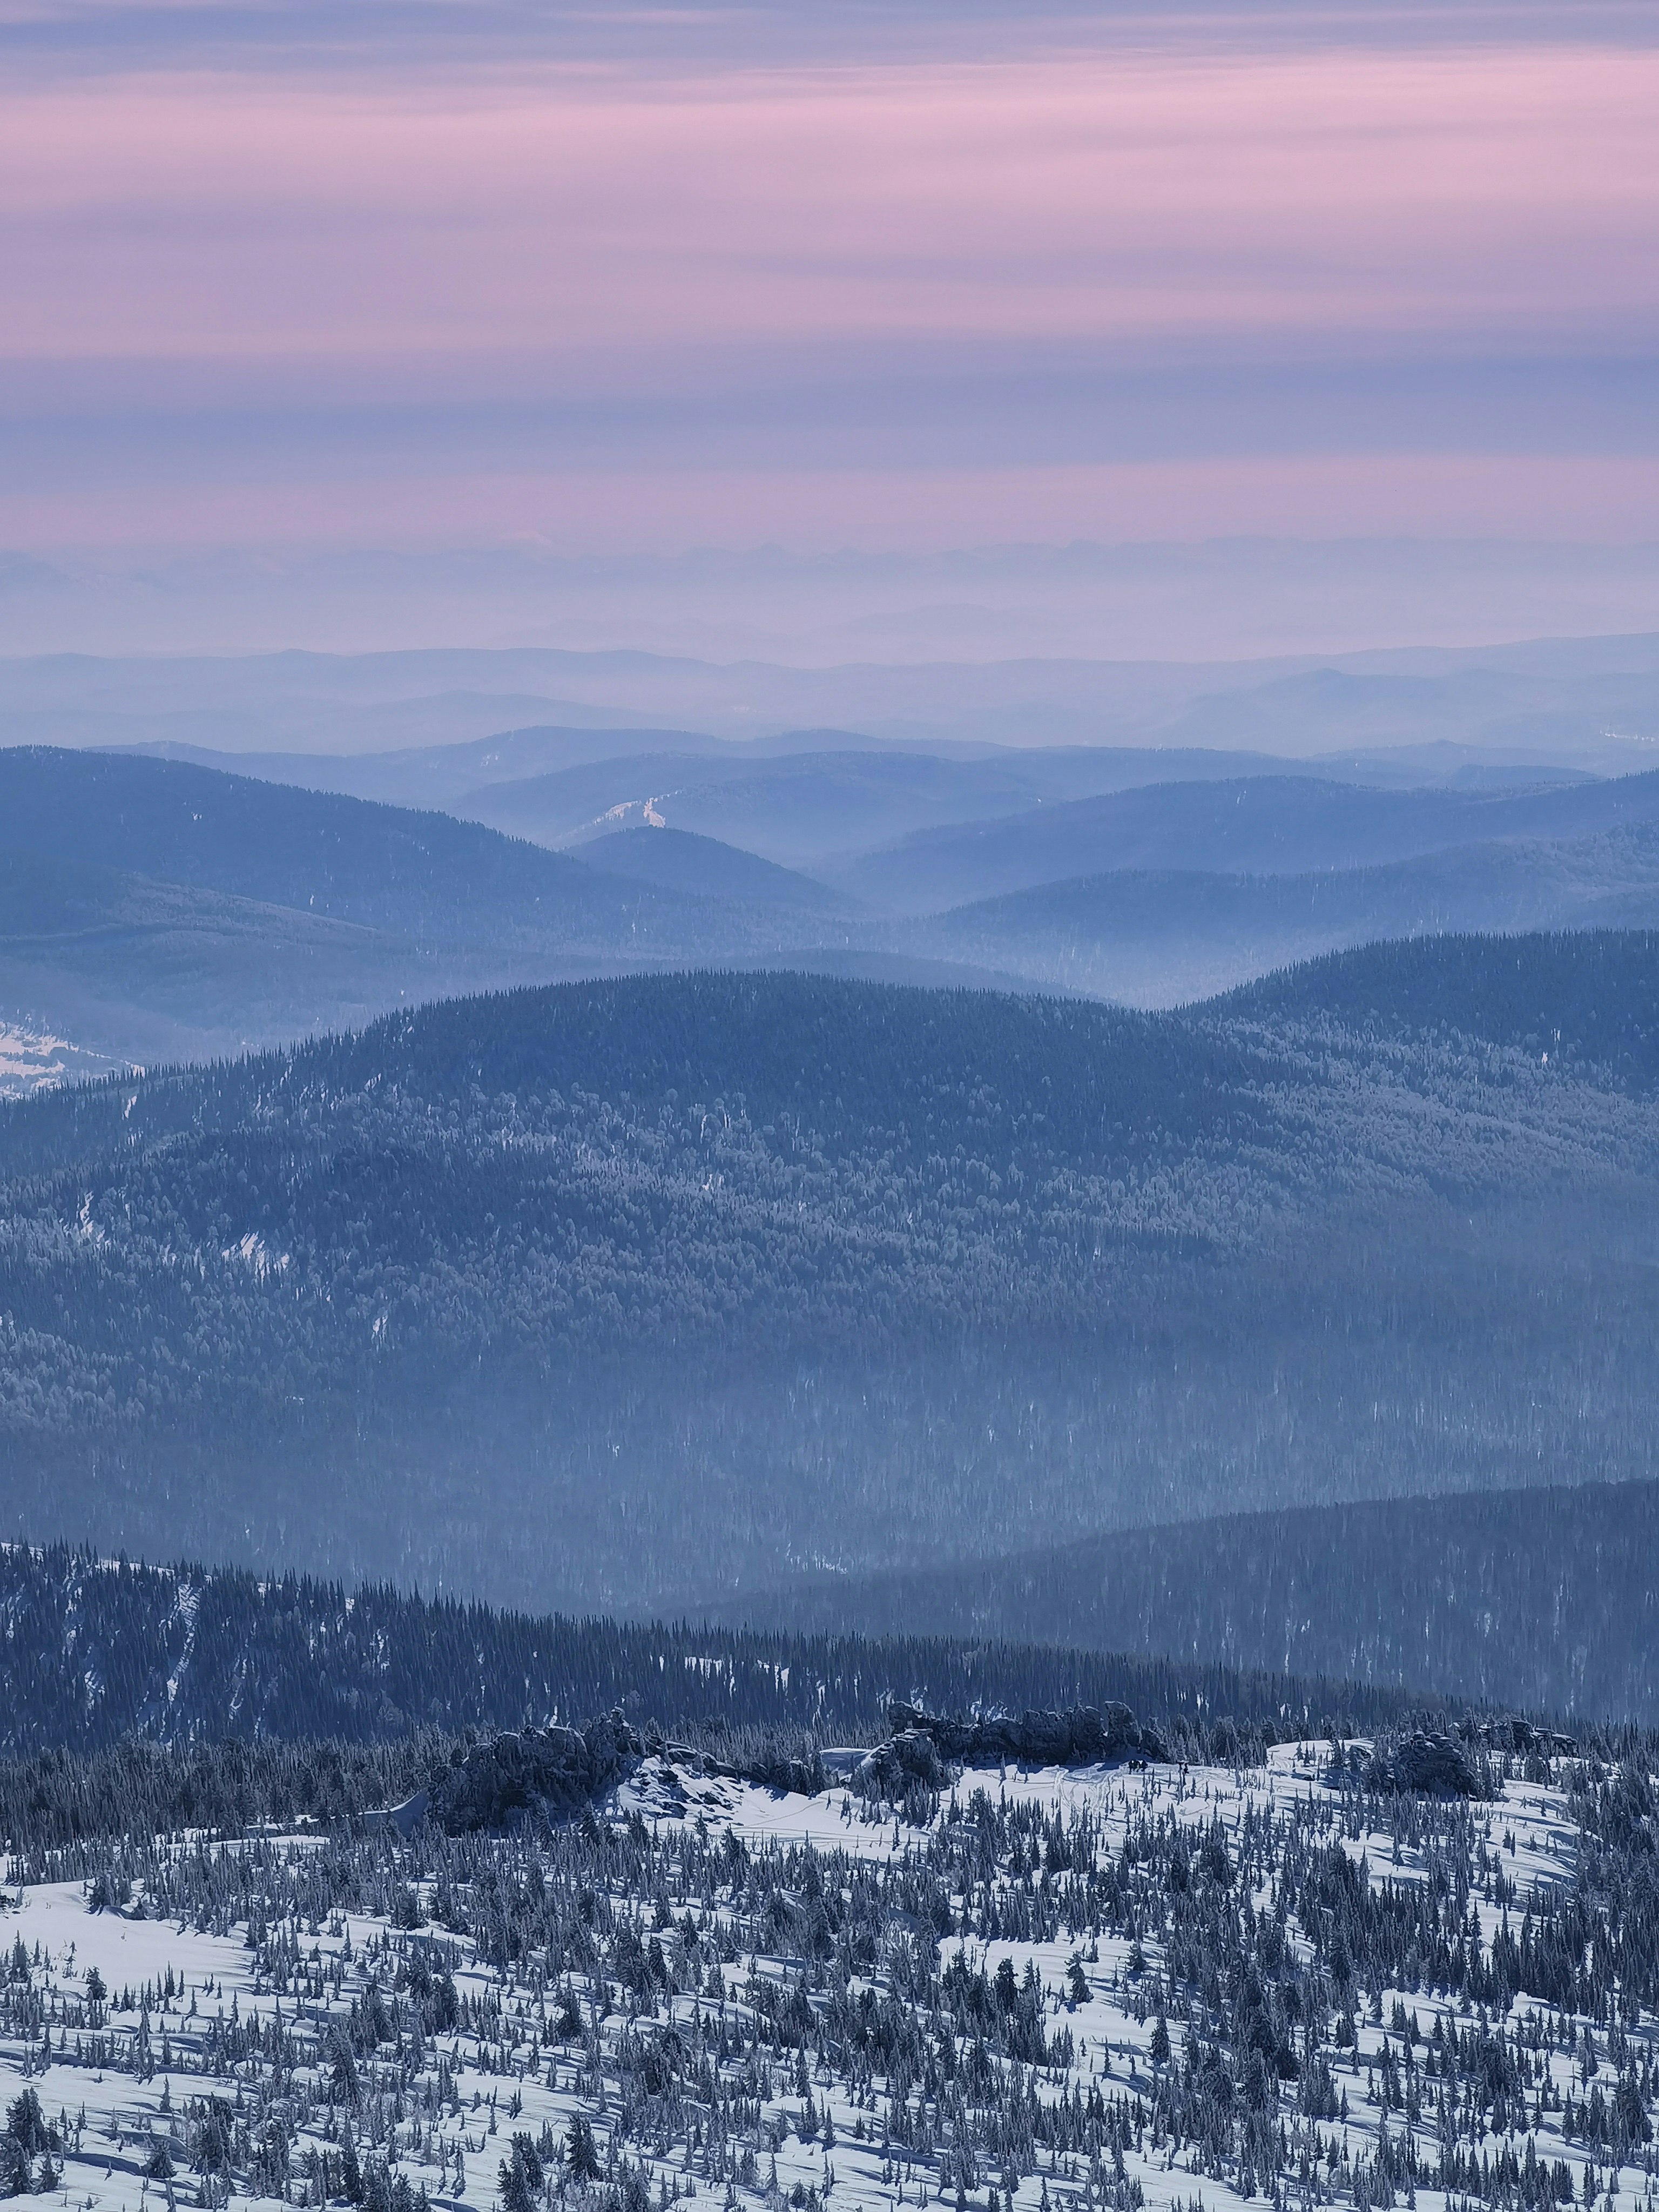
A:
[8, 631, 1659, 752]
[841, 768, 1659, 912]
[2, 932, 1656, 1623]
[908, 821, 1659, 1002]
[0, 747, 867, 1068]
[9, 741, 1659, 1075]
[4, 642, 1659, 1722]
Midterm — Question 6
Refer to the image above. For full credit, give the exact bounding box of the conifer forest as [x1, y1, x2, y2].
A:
[5, 731, 1659, 2212]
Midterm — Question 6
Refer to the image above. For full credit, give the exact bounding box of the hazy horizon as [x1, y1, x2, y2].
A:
[5, 0, 1657, 662]
[4, 539, 1659, 672]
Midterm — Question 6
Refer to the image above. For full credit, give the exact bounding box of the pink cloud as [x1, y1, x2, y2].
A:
[6, 453, 1659, 557]
[3, 42, 1654, 366]
[2, 26, 1656, 552]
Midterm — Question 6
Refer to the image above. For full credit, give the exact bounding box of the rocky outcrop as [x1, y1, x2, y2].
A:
[425, 1710, 645, 1832]
[874, 1701, 1166, 1778]
[370, 1711, 830, 1833]
[732, 1744, 826, 1797]
[1367, 1730, 1493, 1798]
[371, 1697, 1166, 1835]
[1471, 1717, 1577, 1756]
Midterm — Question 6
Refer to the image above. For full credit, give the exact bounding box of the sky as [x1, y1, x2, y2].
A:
[3, 0, 1658, 655]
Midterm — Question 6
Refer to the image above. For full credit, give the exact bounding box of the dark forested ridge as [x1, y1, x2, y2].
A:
[1, 941, 1657, 1613]
[1221, 928, 1659, 1077]
[714, 1478, 1659, 1726]
[0, 1543, 1434, 1761]
[0, 967, 1250, 1176]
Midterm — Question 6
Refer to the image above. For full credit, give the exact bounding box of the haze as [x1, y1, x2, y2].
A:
[3, 0, 1657, 659]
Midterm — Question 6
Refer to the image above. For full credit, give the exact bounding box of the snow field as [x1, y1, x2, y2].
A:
[0, 1748, 1649, 2212]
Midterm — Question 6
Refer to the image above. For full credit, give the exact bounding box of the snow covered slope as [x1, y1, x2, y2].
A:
[1, 1735, 1648, 2212]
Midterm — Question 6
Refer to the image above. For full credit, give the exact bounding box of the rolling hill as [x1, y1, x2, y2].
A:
[16, 746, 1659, 1081]
[450, 743, 1373, 867]
[457, 747, 1082, 865]
[842, 768, 1659, 913]
[712, 1476, 1659, 1724]
[0, 848, 432, 1065]
[0, 748, 876, 1071]
[908, 821, 1659, 1002]
[1220, 924, 1659, 1069]
[1, 935, 1656, 1614]
[577, 826, 861, 912]
[0, 745, 698, 942]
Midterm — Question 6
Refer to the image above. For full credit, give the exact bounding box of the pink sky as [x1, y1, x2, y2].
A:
[4, 11, 1658, 555]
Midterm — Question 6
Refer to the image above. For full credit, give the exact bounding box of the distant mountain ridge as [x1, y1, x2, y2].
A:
[119, 725, 740, 804]
[709, 1477, 1659, 1725]
[1, 938, 1657, 1611]
[454, 745, 1124, 865]
[907, 824, 1659, 1002]
[10, 745, 1659, 1085]
[8, 631, 1659, 756]
[0, 745, 677, 940]
[0, 1541, 1433, 1758]
[0, 747, 872, 1068]
[842, 768, 1659, 912]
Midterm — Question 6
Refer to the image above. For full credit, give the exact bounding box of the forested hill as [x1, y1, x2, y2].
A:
[16, 925, 1659, 1171]
[0, 748, 874, 1073]
[1, 940, 1657, 1616]
[1220, 927, 1659, 1080]
[718, 1478, 1659, 1726]
[3, 968, 1246, 1176]
[0, 1543, 1429, 1758]
[0, 745, 677, 944]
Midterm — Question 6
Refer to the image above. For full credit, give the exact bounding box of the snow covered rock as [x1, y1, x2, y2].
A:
[884, 1700, 1165, 1769]
[427, 1710, 645, 1830]
[1367, 1729, 1492, 1797]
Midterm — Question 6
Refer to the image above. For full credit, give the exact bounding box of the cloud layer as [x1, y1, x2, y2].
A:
[4, 2, 1657, 562]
